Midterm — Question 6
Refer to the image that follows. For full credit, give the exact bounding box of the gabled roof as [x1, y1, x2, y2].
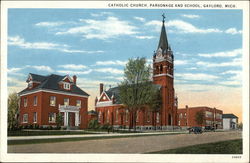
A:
[26, 73, 47, 82]
[19, 73, 89, 96]
[102, 83, 162, 105]
[222, 114, 238, 119]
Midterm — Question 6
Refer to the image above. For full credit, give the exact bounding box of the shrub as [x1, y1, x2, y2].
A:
[34, 124, 39, 129]
[88, 119, 100, 129]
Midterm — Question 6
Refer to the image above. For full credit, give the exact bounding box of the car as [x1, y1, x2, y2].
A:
[188, 127, 203, 134]
[204, 126, 215, 132]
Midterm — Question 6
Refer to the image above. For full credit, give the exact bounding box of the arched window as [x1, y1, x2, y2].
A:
[98, 111, 101, 122]
[156, 65, 159, 74]
[160, 65, 163, 73]
[116, 110, 119, 122]
[107, 110, 109, 123]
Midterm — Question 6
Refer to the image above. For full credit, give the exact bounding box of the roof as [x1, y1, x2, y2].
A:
[157, 18, 169, 52]
[103, 83, 162, 104]
[222, 114, 238, 119]
[19, 73, 89, 97]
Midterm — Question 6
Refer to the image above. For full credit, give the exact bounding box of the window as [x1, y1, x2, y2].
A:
[64, 83, 70, 90]
[49, 113, 56, 123]
[64, 98, 69, 106]
[50, 96, 56, 106]
[107, 110, 109, 123]
[76, 100, 81, 107]
[28, 82, 32, 88]
[216, 113, 222, 119]
[180, 113, 182, 119]
[33, 112, 37, 123]
[23, 114, 28, 123]
[136, 111, 139, 122]
[116, 110, 119, 122]
[205, 111, 213, 118]
[24, 97, 27, 107]
[98, 112, 101, 122]
[125, 109, 129, 122]
[184, 113, 186, 118]
[178, 120, 180, 126]
[33, 96, 37, 106]
[147, 112, 151, 122]
[156, 112, 160, 123]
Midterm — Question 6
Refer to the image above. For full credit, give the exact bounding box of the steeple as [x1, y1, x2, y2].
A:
[157, 14, 169, 52]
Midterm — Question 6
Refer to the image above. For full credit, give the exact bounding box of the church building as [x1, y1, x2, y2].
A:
[95, 16, 178, 130]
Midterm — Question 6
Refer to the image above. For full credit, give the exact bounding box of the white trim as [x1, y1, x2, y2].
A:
[19, 89, 89, 98]
[98, 91, 111, 101]
[154, 58, 172, 63]
[95, 102, 121, 108]
[62, 75, 73, 83]
[153, 73, 173, 78]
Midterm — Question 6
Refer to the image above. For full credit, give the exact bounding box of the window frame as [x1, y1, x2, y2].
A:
[50, 96, 56, 106]
[64, 83, 70, 90]
[64, 98, 69, 106]
[23, 114, 28, 123]
[48, 112, 56, 123]
[33, 96, 37, 106]
[33, 112, 37, 123]
[76, 100, 81, 107]
[24, 97, 27, 107]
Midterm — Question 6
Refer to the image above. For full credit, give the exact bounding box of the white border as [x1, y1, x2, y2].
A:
[1, 1, 249, 162]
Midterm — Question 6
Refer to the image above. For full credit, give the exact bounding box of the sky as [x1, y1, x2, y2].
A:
[7, 9, 243, 122]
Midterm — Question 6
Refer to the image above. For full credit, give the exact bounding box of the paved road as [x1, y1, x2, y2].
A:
[8, 131, 241, 153]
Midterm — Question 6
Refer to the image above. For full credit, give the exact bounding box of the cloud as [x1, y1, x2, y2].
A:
[135, 35, 155, 39]
[8, 35, 104, 54]
[95, 60, 127, 66]
[134, 16, 145, 22]
[57, 69, 92, 75]
[225, 28, 242, 35]
[196, 58, 242, 68]
[198, 49, 242, 58]
[167, 20, 222, 34]
[175, 73, 219, 81]
[7, 67, 23, 74]
[90, 12, 113, 17]
[60, 49, 104, 54]
[181, 14, 200, 19]
[26, 65, 54, 72]
[145, 19, 240, 35]
[58, 64, 88, 70]
[174, 60, 188, 65]
[56, 16, 138, 40]
[35, 21, 65, 27]
[104, 76, 124, 81]
[8, 36, 68, 50]
[221, 70, 241, 75]
[94, 68, 124, 75]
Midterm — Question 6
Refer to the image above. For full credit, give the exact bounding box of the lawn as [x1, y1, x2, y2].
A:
[8, 132, 183, 145]
[147, 139, 242, 154]
[8, 130, 97, 136]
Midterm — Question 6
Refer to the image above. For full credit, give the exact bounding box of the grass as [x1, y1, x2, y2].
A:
[8, 132, 182, 145]
[8, 130, 98, 136]
[147, 139, 242, 154]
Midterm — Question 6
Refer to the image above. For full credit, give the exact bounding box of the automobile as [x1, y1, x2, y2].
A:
[204, 126, 215, 132]
[188, 127, 203, 134]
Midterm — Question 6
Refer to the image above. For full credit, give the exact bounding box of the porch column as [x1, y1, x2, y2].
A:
[64, 111, 68, 126]
[75, 112, 79, 126]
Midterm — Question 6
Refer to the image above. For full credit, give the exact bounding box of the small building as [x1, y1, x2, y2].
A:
[222, 114, 238, 130]
[18, 73, 89, 129]
[177, 106, 223, 129]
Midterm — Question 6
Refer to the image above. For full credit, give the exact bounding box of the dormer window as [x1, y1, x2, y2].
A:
[64, 83, 70, 90]
[28, 82, 32, 88]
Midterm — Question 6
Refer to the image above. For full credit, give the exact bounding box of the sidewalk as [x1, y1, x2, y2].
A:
[8, 131, 185, 141]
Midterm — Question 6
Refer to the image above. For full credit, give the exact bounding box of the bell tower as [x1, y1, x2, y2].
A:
[153, 14, 177, 127]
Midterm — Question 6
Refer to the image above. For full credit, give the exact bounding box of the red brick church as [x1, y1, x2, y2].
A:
[95, 16, 178, 130]
[18, 73, 89, 129]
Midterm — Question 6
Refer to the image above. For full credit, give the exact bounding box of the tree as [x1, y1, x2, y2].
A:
[195, 111, 205, 126]
[8, 92, 20, 130]
[119, 57, 160, 130]
[56, 113, 64, 128]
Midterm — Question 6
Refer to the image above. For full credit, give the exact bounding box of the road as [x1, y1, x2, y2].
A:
[8, 131, 241, 153]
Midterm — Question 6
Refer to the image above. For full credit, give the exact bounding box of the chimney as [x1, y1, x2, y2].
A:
[100, 83, 104, 95]
[185, 105, 188, 109]
[73, 75, 77, 84]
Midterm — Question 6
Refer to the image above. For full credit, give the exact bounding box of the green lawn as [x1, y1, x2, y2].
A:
[8, 130, 97, 136]
[147, 139, 242, 154]
[8, 132, 182, 145]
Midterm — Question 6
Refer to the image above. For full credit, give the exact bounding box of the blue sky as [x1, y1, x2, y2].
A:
[7, 9, 243, 118]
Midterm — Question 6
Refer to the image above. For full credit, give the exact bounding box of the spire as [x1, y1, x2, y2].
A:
[157, 13, 169, 52]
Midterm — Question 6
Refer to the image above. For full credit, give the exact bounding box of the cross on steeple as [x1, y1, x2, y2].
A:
[162, 13, 165, 23]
